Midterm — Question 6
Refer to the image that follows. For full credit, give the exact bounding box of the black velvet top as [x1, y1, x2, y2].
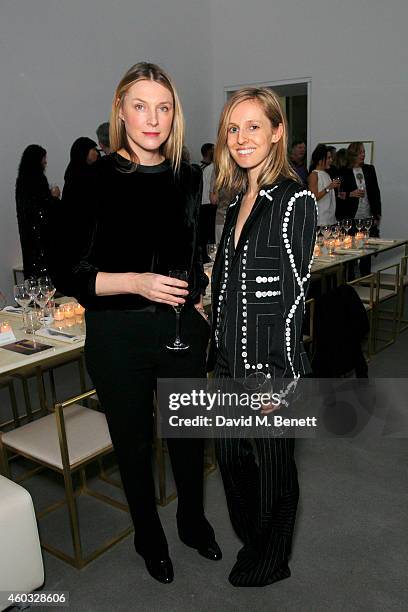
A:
[52, 153, 207, 310]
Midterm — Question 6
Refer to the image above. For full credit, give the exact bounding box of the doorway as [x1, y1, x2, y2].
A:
[225, 78, 311, 159]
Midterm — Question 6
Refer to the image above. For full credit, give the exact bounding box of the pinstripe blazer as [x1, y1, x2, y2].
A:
[209, 178, 317, 388]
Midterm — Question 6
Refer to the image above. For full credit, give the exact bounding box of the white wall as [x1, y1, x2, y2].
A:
[1, 0, 407, 299]
[0, 0, 212, 299]
[210, 0, 408, 244]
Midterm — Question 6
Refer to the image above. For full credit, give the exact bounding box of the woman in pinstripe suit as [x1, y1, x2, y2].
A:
[210, 88, 317, 587]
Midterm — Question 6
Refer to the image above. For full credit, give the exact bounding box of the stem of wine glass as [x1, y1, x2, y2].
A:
[175, 309, 181, 345]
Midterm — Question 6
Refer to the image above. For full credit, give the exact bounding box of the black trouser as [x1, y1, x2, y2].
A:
[85, 306, 214, 559]
[214, 338, 299, 585]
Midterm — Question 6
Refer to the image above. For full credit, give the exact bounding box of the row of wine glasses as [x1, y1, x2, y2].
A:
[317, 217, 373, 241]
[14, 276, 56, 329]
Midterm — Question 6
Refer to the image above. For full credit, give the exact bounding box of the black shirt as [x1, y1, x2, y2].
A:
[52, 153, 206, 310]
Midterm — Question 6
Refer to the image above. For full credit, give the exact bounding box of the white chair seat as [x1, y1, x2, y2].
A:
[353, 286, 396, 303]
[380, 273, 408, 287]
[0, 475, 44, 610]
[1, 404, 112, 470]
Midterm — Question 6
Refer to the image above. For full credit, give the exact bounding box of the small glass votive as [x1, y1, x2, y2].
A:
[0, 321, 11, 334]
[327, 239, 336, 256]
[54, 306, 65, 322]
[63, 303, 75, 319]
[74, 303, 85, 316]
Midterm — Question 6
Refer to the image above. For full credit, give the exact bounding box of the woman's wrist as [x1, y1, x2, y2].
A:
[95, 271, 140, 296]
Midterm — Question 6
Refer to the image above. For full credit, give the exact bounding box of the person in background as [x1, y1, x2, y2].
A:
[200, 142, 214, 169]
[308, 144, 340, 227]
[338, 142, 381, 233]
[96, 122, 111, 155]
[61, 137, 100, 248]
[15, 144, 60, 279]
[53, 62, 220, 585]
[210, 87, 316, 587]
[199, 145, 217, 261]
[327, 146, 337, 178]
[289, 140, 308, 185]
[338, 142, 381, 274]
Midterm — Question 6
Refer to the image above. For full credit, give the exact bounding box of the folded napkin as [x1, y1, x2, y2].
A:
[36, 327, 84, 343]
[366, 238, 396, 245]
[334, 248, 366, 255]
[2, 306, 23, 314]
[313, 256, 337, 263]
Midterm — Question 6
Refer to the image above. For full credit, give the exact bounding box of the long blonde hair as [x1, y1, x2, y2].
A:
[214, 87, 299, 195]
[109, 62, 184, 171]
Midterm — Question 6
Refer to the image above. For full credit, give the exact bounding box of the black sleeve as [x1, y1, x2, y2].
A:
[49, 168, 99, 302]
[269, 189, 317, 400]
[366, 165, 382, 218]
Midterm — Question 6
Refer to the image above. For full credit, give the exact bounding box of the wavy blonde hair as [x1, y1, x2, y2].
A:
[214, 87, 299, 195]
[347, 141, 364, 167]
[109, 62, 184, 171]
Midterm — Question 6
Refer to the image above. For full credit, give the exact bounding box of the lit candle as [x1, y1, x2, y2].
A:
[313, 244, 321, 257]
[74, 304, 85, 316]
[64, 303, 75, 319]
[0, 321, 11, 333]
[54, 307, 64, 321]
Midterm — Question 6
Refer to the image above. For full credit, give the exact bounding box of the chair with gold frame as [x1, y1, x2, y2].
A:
[376, 255, 408, 335]
[302, 297, 315, 355]
[0, 377, 20, 430]
[347, 273, 375, 358]
[0, 389, 132, 569]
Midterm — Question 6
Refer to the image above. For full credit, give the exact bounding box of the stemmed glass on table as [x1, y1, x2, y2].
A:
[37, 276, 56, 322]
[341, 218, 352, 236]
[166, 270, 190, 351]
[13, 283, 32, 329]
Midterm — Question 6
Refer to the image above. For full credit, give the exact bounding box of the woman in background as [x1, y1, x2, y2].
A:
[16, 144, 60, 279]
[210, 87, 316, 587]
[308, 144, 340, 227]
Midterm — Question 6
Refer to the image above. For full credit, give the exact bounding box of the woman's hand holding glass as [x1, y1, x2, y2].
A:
[131, 272, 188, 307]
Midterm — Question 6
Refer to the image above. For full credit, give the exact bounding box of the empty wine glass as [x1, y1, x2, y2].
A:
[355, 218, 364, 231]
[331, 223, 340, 239]
[38, 277, 56, 322]
[13, 283, 32, 329]
[364, 216, 373, 232]
[166, 270, 190, 351]
[24, 278, 39, 304]
[322, 225, 332, 240]
[342, 218, 352, 235]
[34, 285, 50, 323]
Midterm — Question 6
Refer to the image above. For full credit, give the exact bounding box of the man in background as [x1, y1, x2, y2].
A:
[199, 143, 216, 261]
[290, 140, 308, 185]
[200, 142, 214, 169]
[96, 122, 110, 155]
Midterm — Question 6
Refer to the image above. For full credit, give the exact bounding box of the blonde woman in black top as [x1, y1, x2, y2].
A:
[53, 62, 220, 584]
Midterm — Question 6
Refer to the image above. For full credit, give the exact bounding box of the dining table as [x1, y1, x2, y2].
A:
[203, 237, 408, 305]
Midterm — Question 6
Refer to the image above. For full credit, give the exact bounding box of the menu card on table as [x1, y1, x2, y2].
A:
[0, 339, 53, 355]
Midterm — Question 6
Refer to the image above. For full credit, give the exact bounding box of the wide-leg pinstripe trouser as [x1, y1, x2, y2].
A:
[214, 341, 299, 587]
